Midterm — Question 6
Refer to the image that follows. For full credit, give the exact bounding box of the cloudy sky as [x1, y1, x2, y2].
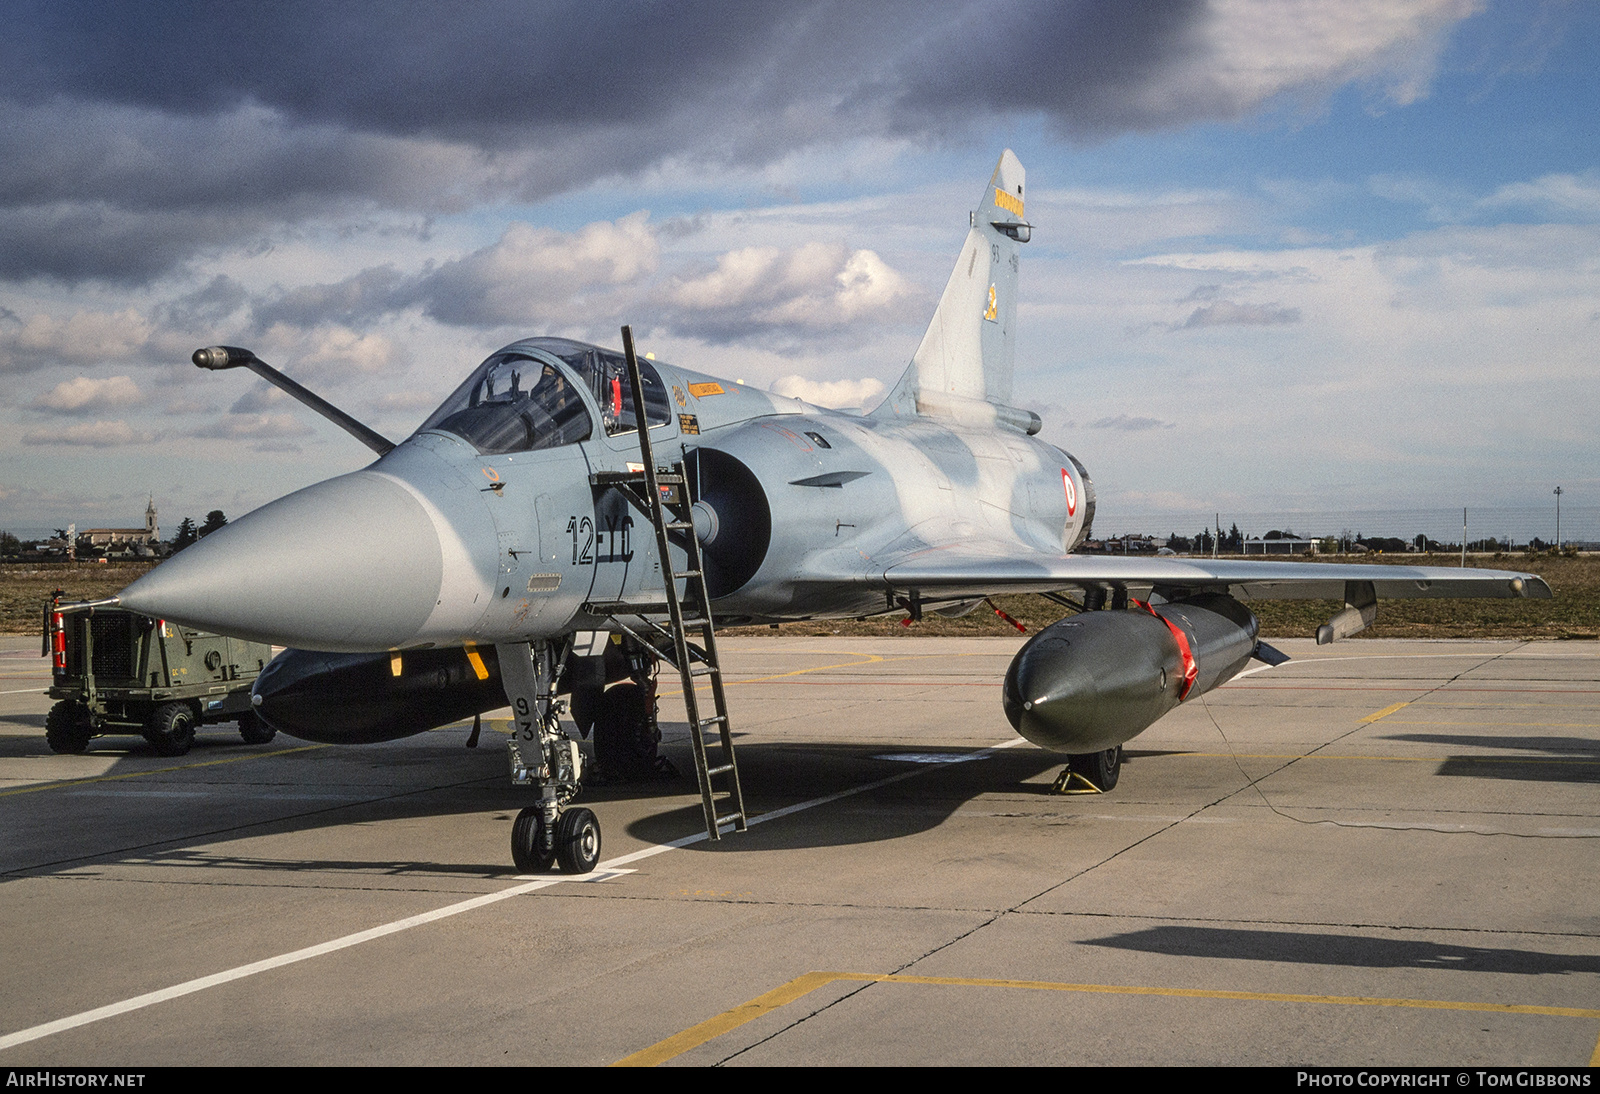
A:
[1, 0, 1594, 540]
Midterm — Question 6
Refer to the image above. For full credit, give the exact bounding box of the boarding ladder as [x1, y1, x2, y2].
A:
[584, 325, 747, 841]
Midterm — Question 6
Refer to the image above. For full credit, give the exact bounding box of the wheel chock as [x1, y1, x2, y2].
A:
[1051, 768, 1104, 795]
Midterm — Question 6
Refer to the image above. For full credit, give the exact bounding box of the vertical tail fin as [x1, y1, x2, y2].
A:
[874, 149, 1035, 432]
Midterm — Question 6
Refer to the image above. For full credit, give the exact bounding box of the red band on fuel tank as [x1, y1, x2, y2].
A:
[1134, 600, 1197, 700]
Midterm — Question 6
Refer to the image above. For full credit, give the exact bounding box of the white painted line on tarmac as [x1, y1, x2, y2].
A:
[0, 868, 629, 1053]
[599, 737, 1028, 873]
[870, 752, 982, 764]
[0, 687, 47, 696]
[67, 789, 213, 798]
[0, 735, 1027, 1052]
[1251, 651, 1532, 666]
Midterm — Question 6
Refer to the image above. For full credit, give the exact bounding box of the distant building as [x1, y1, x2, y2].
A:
[1242, 535, 1318, 555]
[1079, 535, 1161, 555]
[79, 499, 159, 551]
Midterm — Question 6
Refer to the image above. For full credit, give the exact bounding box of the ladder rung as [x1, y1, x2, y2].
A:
[688, 664, 719, 676]
[673, 569, 701, 578]
[715, 812, 745, 828]
[705, 762, 735, 777]
[665, 521, 694, 531]
[696, 714, 727, 727]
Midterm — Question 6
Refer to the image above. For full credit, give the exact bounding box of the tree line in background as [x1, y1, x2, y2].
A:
[0, 511, 228, 560]
[169, 511, 230, 552]
[1162, 525, 1576, 555]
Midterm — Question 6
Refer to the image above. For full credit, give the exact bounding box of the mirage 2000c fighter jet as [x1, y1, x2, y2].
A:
[115, 151, 1549, 874]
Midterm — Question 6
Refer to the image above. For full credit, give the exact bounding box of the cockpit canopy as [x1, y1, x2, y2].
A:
[419, 352, 591, 455]
[418, 338, 672, 455]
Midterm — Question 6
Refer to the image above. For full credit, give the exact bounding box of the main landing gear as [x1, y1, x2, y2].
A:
[499, 639, 603, 875]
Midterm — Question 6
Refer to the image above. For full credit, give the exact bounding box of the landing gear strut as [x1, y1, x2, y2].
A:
[499, 639, 600, 874]
[592, 634, 675, 782]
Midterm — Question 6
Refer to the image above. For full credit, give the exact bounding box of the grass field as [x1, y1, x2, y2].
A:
[4, 554, 1595, 641]
[1, 561, 157, 639]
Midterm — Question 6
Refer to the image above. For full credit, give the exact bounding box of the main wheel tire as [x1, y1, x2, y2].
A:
[511, 807, 554, 873]
[45, 701, 93, 754]
[144, 702, 197, 757]
[555, 807, 601, 874]
[237, 710, 276, 745]
[1069, 746, 1122, 791]
[593, 681, 660, 781]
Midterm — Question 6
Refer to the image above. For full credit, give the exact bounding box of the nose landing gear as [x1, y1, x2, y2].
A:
[500, 639, 601, 875]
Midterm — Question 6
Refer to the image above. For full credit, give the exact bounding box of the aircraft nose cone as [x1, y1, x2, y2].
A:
[119, 471, 445, 651]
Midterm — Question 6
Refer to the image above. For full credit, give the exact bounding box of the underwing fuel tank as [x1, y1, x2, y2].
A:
[252, 646, 505, 744]
[1002, 594, 1260, 754]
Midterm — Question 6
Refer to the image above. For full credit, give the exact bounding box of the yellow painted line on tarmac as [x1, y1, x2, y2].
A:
[1359, 700, 1412, 723]
[657, 653, 887, 699]
[659, 647, 1014, 700]
[615, 970, 839, 1066]
[614, 970, 1600, 1067]
[0, 744, 329, 798]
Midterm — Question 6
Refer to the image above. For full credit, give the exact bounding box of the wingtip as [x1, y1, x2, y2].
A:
[1521, 574, 1554, 599]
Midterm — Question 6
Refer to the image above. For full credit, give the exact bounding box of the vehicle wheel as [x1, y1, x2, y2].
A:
[237, 710, 276, 745]
[45, 701, 93, 754]
[511, 807, 554, 873]
[593, 681, 660, 781]
[144, 702, 197, 757]
[555, 807, 601, 874]
[1069, 746, 1122, 791]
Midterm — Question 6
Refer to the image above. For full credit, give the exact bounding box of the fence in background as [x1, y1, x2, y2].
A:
[1098, 506, 1600, 551]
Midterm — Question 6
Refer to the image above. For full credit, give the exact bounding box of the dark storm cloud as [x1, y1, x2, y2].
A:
[0, 98, 496, 282]
[1, 1, 791, 142]
[155, 275, 252, 329]
[1, 0, 1434, 285]
[251, 267, 411, 328]
[0, 203, 252, 284]
[886, 1, 1206, 137]
[4, 2, 1203, 150]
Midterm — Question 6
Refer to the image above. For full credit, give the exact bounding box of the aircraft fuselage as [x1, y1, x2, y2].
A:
[122, 336, 1094, 654]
